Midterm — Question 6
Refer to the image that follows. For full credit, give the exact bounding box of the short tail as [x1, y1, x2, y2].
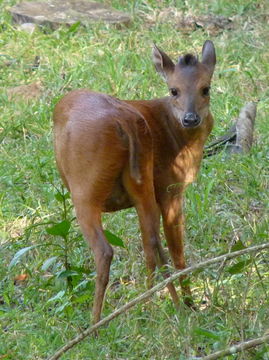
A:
[116, 112, 149, 184]
[128, 131, 142, 184]
[114, 100, 151, 185]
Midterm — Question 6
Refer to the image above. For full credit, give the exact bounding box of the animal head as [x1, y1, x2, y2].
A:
[153, 40, 216, 128]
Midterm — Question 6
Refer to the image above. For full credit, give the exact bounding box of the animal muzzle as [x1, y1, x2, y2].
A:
[182, 112, 201, 128]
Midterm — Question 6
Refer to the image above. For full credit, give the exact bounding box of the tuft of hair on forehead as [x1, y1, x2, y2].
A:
[178, 53, 198, 67]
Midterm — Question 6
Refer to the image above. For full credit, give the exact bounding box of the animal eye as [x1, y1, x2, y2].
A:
[202, 86, 210, 96]
[170, 88, 179, 97]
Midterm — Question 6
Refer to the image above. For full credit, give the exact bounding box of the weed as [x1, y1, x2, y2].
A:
[1, 0, 269, 359]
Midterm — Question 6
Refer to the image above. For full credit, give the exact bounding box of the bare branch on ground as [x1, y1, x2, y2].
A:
[47, 242, 269, 360]
[201, 333, 269, 360]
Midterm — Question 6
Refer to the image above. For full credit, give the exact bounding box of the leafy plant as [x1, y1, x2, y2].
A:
[1, 0, 269, 358]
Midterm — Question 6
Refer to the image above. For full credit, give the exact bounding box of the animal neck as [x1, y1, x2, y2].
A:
[151, 98, 209, 152]
[125, 97, 212, 159]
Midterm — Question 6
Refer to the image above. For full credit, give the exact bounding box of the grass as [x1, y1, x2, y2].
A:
[1, 0, 269, 359]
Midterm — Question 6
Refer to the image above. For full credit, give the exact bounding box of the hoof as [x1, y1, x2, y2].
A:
[183, 295, 197, 310]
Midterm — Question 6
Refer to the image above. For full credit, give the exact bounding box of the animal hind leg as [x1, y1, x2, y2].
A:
[72, 194, 113, 324]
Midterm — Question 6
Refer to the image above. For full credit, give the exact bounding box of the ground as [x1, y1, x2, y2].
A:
[0, 0, 269, 359]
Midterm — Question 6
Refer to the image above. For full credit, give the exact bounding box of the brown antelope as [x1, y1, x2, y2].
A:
[53, 40, 216, 324]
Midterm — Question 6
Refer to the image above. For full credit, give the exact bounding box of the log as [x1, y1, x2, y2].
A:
[204, 102, 257, 157]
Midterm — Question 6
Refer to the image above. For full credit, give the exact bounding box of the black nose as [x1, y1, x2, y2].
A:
[182, 112, 201, 127]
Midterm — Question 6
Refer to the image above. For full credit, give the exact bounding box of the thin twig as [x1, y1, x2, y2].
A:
[46, 242, 269, 360]
[201, 333, 269, 360]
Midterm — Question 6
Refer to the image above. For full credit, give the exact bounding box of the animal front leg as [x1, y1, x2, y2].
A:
[136, 200, 180, 307]
[161, 195, 194, 307]
[123, 170, 179, 307]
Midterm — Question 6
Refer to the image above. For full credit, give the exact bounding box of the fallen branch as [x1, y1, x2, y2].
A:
[201, 333, 269, 360]
[204, 102, 257, 157]
[46, 242, 269, 360]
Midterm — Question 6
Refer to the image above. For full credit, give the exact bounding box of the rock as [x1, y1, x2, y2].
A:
[9, 0, 131, 29]
[176, 14, 233, 35]
[18, 22, 37, 34]
[142, 8, 233, 36]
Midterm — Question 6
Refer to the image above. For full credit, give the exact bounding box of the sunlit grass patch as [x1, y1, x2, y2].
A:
[1, 0, 269, 359]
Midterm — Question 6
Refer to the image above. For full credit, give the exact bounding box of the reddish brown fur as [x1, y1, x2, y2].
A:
[53, 41, 216, 324]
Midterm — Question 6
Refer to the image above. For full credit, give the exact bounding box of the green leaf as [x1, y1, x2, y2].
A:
[73, 279, 92, 292]
[41, 256, 58, 271]
[181, 276, 191, 287]
[54, 192, 70, 203]
[194, 327, 221, 340]
[67, 21, 81, 34]
[46, 220, 71, 238]
[55, 302, 70, 314]
[204, 177, 215, 200]
[221, 68, 238, 73]
[104, 230, 125, 248]
[231, 240, 246, 252]
[73, 293, 91, 304]
[227, 259, 251, 274]
[0, 308, 9, 316]
[56, 270, 79, 279]
[9, 245, 38, 269]
[47, 290, 66, 303]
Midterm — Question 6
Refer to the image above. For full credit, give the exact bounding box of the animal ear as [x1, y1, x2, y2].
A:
[152, 44, 175, 80]
[201, 40, 216, 75]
